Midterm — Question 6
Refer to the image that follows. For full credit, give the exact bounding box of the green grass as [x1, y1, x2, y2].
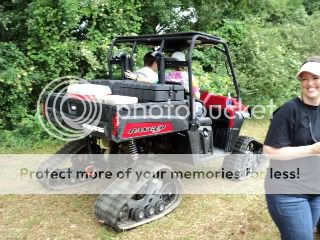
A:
[1, 195, 278, 240]
[0, 118, 282, 240]
[241, 118, 269, 143]
[0, 137, 63, 154]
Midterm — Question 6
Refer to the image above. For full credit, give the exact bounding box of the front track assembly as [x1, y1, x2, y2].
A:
[37, 139, 183, 231]
[95, 160, 183, 231]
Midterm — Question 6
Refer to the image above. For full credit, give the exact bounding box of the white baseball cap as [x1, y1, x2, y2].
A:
[296, 61, 320, 79]
[171, 51, 186, 61]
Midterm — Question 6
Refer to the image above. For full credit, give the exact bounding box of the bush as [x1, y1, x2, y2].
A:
[211, 13, 320, 106]
[0, 114, 61, 153]
[0, 42, 34, 129]
[1, 0, 143, 130]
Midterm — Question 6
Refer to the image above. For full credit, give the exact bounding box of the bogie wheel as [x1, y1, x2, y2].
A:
[145, 205, 155, 218]
[133, 208, 145, 222]
[155, 200, 165, 214]
[222, 136, 264, 180]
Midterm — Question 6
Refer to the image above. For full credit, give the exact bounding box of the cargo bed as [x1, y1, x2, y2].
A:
[44, 92, 190, 142]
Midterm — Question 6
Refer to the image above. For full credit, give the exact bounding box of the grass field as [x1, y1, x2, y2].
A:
[0, 118, 286, 240]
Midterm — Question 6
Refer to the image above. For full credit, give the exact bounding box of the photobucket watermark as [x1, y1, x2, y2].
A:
[36, 76, 104, 141]
[115, 98, 278, 121]
[37, 77, 279, 141]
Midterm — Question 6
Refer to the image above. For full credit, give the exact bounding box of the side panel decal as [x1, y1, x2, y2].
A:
[122, 122, 173, 139]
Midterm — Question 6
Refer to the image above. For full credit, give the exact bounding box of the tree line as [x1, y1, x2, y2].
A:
[1, 0, 320, 131]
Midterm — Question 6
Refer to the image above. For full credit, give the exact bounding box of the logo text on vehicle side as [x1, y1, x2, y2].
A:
[82, 124, 104, 133]
[128, 125, 166, 134]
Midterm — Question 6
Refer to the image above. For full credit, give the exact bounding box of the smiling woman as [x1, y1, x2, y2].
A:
[298, 68, 320, 145]
[263, 56, 320, 240]
[297, 60, 320, 106]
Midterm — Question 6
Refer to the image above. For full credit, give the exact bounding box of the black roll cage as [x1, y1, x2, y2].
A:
[107, 32, 240, 124]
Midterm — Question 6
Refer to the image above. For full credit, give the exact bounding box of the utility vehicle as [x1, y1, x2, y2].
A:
[39, 32, 263, 231]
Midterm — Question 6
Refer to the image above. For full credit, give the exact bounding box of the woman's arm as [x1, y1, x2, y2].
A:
[263, 143, 320, 160]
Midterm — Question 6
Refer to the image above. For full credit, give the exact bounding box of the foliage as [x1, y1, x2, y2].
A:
[26, 0, 142, 79]
[192, 48, 234, 96]
[137, 0, 195, 33]
[0, 0, 31, 47]
[0, 114, 61, 153]
[223, 12, 320, 105]
[0, 0, 142, 130]
[0, 42, 33, 128]
[1, 0, 320, 141]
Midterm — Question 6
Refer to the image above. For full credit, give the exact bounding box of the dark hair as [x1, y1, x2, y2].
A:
[143, 52, 156, 67]
[304, 56, 320, 64]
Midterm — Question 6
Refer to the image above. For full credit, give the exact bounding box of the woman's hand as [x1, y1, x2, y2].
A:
[310, 142, 320, 154]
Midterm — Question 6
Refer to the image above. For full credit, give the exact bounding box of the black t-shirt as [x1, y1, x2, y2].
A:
[264, 97, 320, 194]
[265, 97, 320, 147]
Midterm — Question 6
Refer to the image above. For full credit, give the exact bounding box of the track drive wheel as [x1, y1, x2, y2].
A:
[37, 138, 106, 189]
[117, 204, 130, 223]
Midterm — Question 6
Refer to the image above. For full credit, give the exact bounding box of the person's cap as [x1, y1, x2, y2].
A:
[171, 51, 186, 61]
[296, 62, 320, 79]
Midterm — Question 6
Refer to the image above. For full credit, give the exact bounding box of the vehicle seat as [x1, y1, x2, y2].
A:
[196, 117, 212, 126]
[110, 53, 134, 79]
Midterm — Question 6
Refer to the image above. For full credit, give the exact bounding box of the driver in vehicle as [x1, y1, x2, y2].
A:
[125, 52, 158, 83]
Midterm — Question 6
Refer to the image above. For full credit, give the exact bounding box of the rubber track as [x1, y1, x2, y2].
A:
[37, 139, 88, 189]
[222, 136, 262, 179]
[95, 160, 182, 231]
